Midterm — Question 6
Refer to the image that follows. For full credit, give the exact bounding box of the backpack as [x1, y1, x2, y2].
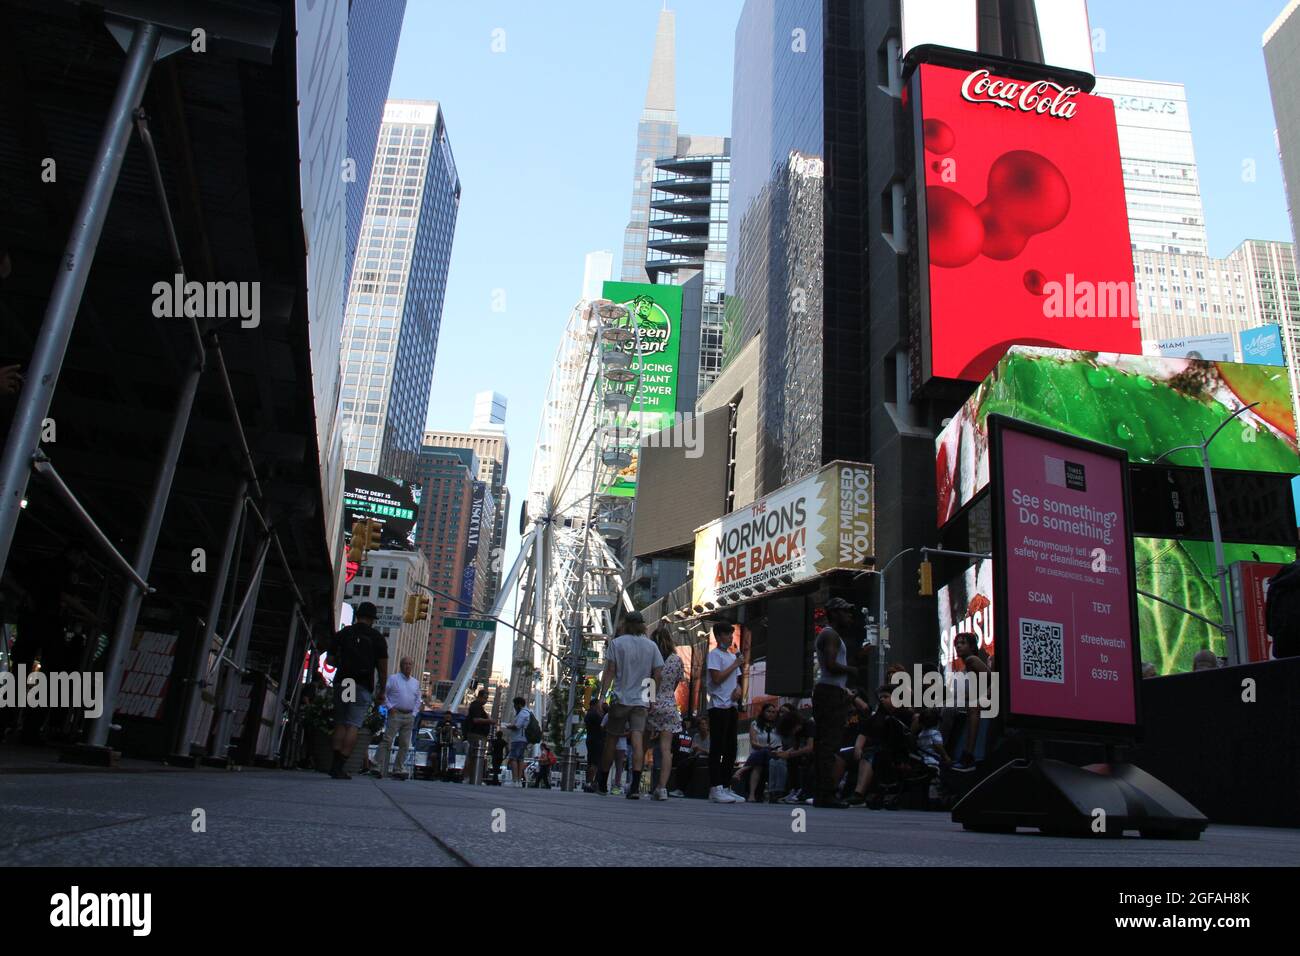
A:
[525, 710, 543, 744]
[1265, 561, 1300, 658]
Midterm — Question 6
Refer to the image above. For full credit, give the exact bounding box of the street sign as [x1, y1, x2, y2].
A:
[441, 616, 497, 632]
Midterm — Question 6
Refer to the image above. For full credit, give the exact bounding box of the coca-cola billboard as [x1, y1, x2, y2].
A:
[912, 62, 1141, 384]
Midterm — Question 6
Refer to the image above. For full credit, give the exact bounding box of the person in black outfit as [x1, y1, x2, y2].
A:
[489, 730, 507, 784]
[322, 602, 389, 779]
[463, 687, 492, 783]
[581, 696, 605, 792]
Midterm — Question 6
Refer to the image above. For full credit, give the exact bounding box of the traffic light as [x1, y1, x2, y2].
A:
[415, 594, 431, 621]
[917, 559, 934, 597]
[347, 519, 366, 564]
[362, 518, 382, 555]
[402, 592, 419, 624]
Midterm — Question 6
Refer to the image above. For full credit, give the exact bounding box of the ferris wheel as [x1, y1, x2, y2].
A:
[443, 294, 652, 733]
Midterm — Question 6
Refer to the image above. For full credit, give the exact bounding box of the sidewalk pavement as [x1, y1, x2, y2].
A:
[2, 766, 1296, 867]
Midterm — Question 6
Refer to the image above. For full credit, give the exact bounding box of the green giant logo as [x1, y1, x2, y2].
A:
[600, 281, 682, 497]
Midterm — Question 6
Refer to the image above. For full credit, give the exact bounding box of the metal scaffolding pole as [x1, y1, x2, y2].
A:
[172, 482, 247, 761]
[85, 351, 204, 750]
[0, 20, 162, 577]
[209, 538, 269, 760]
[269, 607, 302, 760]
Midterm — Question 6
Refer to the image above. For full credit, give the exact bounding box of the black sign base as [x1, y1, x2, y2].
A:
[951, 758, 1208, 839]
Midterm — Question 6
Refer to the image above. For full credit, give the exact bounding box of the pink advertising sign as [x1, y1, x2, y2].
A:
[990, 415, 1140, 734]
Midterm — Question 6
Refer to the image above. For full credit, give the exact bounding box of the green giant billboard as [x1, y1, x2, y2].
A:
[600, 281, 682, 496]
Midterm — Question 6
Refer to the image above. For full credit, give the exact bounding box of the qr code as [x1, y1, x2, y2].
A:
[1019, 618, 1064, 684]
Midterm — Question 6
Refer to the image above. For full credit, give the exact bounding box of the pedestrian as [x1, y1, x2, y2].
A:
[489, 729, 507, 784]
[952, 631, 990, 770]
[595, 610, 664, 799]
[812, 598, 859, 807]
[436, 714, 458, 780]
[645, 622, 685, 801]
[464, 687, 493, 784]
[705, 621, 745, 803]
[582, 695, 606, 792]
[378, 656, 421, 779]
[323, 602, 389, 780]
[507, 696, 533, 786]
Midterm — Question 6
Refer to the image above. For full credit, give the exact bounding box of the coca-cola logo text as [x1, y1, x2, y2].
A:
[960, 69, 1080, 120]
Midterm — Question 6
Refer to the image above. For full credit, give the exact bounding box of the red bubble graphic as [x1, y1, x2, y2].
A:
[1023, 270, 1047, 295]
[986, 150, 1071, 233]
[926, 187, 985, 268]
[977, 201, 1028, 261]
[923, 119, 955, 155]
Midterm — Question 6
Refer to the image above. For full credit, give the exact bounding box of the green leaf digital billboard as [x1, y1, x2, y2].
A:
[601, 281, 682, 496]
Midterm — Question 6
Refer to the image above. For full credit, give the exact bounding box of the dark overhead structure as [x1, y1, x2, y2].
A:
[0, 0, 355, 763]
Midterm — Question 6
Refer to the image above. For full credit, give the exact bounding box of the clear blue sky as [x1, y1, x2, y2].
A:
[387, 0, 1297, 674]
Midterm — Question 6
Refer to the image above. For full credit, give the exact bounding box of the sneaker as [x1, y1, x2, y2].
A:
[668, 789, 686, 798]
[813, 798, 850, 809]
[329, 768, 352, 780]
[709, 786, 737, 803]
[781, 790, 803, 805]
[732, 794, 747, 804]
[582, 783, 596, 793]
[626, 789, 640, 800]
[950, 756, 977, 773]
[803, 797, 815, 805]
[611, 786, 623, 796]
[652, 788, 668, 801]
[846, 793, 866, 806]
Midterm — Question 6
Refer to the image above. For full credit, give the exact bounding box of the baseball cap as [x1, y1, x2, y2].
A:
[825, 597, 854, 612]
[356, 601, 378, 620]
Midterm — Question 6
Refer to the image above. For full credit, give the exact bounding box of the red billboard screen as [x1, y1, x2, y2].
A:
[913, 62, 1141, 384]
[990, 416, 1141, 736]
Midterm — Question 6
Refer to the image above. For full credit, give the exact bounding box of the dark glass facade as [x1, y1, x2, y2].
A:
[346, 0, 407, 293]
[726, 0, 866, 496]
[376, 110, 461, 484]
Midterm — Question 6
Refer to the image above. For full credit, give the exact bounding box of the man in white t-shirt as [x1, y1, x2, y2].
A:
[596, 611, 663, 799]
[706, 621, 746, 804]
[377, 657, 422, 779]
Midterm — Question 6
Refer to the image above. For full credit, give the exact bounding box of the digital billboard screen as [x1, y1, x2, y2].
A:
[989, 416, 1140, 735]
[342, 470, 419, 544]
[599, 281, 683, 497]
[937, 347, 1300, 528]
[912, 62, 1140, 385]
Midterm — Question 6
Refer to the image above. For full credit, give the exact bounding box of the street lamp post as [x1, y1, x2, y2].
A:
[1152, 401, 1260, 659]
[854, 547, 916, 688]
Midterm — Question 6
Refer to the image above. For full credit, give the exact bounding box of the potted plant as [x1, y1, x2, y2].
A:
[302, 687, 383, 774]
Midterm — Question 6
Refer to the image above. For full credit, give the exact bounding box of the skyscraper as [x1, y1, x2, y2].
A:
[620, 9, 679, 282]
[345, 1, 407, 293]
[413, 446, 495, 690]
[339, 100, 461, 485]
[1092, 77, 1208, 256]
[646, 135, 731, 406]
[424, 409, 511, 685]
[471, 391, 507, 432]
[1266, 0, 1300, 272]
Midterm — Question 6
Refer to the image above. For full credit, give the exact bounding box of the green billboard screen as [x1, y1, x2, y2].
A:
[600, 281, 682, 496]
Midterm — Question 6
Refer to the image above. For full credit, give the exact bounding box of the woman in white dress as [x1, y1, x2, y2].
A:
[645, 622, 685, 801]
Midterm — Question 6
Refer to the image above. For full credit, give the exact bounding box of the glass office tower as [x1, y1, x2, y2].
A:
[345, 0, 407, 293]
[726, 0, 867, 495]
[340, 100, 461, 485]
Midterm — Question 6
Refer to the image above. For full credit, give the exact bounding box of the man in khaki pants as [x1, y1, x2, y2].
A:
[379, 657, 422, 779]
[463, 686, 493, 784]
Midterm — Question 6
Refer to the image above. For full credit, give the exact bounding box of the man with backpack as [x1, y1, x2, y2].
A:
[323, 602, 389, 780]
[508, 696, 541, 786]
